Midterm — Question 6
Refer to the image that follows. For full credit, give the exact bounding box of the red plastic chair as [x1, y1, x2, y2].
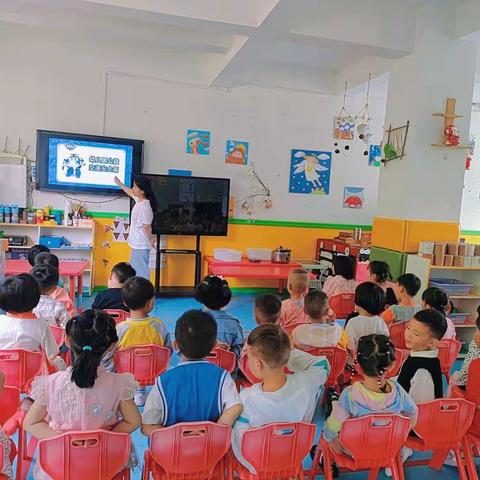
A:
[280, 321, 310, 337]
[329, 293, 355, 320]
[304, 346, 346, 390]
[104, 309, 129, 324]
[50, 325, 65, 348]
[389, 322, 407, 350]
[0, 349, 43, 395]
[386, 348, 409, 379]
[0, 386, 19, 478]
[232, 422, 315, 479]
[206, 348, 236, 373]
[114, 345, 170, 387]
[437, 339, 462, 382]
[405, 398, 475, 480]
[238, 354, 259, 386]
[38, 430, 131, 480]
[313, 414, 411, 480]
[143, 422, 231, 480]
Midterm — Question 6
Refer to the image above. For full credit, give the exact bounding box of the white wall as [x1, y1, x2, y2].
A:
[0, 23, 385, 224]
[461, 109, 480, 230]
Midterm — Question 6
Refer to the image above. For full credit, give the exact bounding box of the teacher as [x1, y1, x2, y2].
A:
[114, 176, 157, 280]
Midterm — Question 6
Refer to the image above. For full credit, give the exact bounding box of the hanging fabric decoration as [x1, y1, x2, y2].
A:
[237, 163, 272, 222]
[334, 81, 355, 140]
[355, 73, 372, 145]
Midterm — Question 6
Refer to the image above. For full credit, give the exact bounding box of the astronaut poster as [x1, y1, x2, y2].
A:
[289, 149, 332, 195]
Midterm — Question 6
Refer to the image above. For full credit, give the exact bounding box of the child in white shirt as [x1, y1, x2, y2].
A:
[345, 282, 389, 360]
[31, 264, 69, 327]
[0, 274, 64, 369]
[232, 324, 330, 473]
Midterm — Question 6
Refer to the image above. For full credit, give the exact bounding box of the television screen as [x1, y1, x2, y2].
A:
[36, 130, 143, 195]
[139, 174, 230, 236]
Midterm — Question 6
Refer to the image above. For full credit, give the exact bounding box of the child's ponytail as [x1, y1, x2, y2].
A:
[66, 310, 118, 388]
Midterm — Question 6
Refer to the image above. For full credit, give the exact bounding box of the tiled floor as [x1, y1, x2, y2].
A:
[25, 293, 477, 479]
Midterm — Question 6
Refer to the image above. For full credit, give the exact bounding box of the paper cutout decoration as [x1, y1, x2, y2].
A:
[334, 116, 355, 140]
[186, 130, 210, 155]
[112, 217, 130, 243]
[343, 187, 365, 209]
[368, 144, 381, 167]
[102, 259, 109, 268]
[226, 140, 249, 165]
[104, 224, 113, 233]
[289, 150, 332, 195]
[168, 169, 192, 176]
[100, 240, 111, 249]
[468, 134, 476, 156]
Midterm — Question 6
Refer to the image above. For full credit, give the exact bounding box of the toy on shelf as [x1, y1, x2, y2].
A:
[432, 98, 468, 149]
[381, 121, 410, 163]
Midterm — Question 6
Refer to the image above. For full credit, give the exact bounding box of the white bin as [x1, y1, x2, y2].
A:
[213, 248, 243, 262]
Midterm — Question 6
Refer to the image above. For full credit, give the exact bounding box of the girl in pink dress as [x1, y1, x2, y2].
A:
[323, 255, 358, 299]
[24, 310, 141, 480]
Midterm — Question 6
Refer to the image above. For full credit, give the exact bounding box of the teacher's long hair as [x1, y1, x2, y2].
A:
[134, 176, 157, 213]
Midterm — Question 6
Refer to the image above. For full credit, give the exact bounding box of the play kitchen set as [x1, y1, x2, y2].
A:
[406, 239, 480, 358]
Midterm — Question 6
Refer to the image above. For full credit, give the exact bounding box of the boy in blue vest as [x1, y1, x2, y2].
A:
[141, 309, 243, 435]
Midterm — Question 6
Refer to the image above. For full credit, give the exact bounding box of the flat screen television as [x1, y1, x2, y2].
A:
[36, 130, 144, 195]
[139, 174, 230, 236]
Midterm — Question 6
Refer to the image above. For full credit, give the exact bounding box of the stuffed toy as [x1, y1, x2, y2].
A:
[444, 124, 460, 146]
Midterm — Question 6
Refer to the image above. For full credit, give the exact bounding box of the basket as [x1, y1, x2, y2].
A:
[429, 278, 474, 295]
[450, 312, 470, 324]
[247, 248, 272, 261]
[213, 248, 242, 262]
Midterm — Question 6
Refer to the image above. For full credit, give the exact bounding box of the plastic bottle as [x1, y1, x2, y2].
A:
[36, 209, 44, 224]
[4, 206, 11, 224]
[11, 205, 19, 224]
[43, 205, 50, 222]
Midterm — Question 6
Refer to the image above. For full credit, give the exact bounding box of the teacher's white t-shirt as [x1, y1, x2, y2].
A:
[128, 198, 153, 250]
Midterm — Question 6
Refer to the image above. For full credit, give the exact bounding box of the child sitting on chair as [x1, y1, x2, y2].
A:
[323, 334, 417, 467]
[238, 293, 282, 383]
[195, 275, 244, 360]
[422, 287, 456, 339]
[368, 260, 397, 308]
[0, 274, 64, 370]
[24, 310, 141, 480]
[34, 252, 74, 317]
[322, 256, 358, 299]
[381, 274, 421, 326]
[31, 264, 70, 327]
[292, 289, 348, 350]
[92, 262, 136, 312]
[344, 282, 389, 361]
[27, 244, 50, 266]
[117, 277, 172, 407]
[278, 269, 310, 335]
[397, 309, 447, 403]
[142, 309, 243, 434]
[232, 324, 330, 473]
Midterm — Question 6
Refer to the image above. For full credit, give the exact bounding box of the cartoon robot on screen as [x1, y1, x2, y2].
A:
[62, 154, 85, 178]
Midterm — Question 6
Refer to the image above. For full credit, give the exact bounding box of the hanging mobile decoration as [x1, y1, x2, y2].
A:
[333, 81, 355, 140]
[355, 73, 373, 146]
[237, 162, 272, 222]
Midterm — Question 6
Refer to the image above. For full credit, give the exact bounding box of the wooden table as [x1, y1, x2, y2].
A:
[204, 256, 313, 293]
[6, 260, 89, 303]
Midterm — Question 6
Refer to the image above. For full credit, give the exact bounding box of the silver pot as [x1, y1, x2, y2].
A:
[272, 246, 291, 263]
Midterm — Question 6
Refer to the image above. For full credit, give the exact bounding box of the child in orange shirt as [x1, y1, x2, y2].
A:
[34, 252, 74, 317]
[278, 269, 310, 335]
[292, 289, 348, 350]
[381, 274, 421, 326]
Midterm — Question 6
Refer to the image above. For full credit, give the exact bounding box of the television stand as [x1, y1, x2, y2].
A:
[154, 235, 202, 297]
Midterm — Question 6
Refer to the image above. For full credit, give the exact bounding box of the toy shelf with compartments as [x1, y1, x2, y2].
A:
[0, 222, 95, 295]
[406, 254, 480, 358]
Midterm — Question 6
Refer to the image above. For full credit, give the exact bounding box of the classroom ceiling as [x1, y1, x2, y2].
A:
[0, 0, 478, 94]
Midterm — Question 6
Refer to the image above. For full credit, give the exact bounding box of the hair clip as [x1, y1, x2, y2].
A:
[82, 345, 92, 352]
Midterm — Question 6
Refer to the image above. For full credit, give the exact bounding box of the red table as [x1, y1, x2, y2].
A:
[6, 260, 89, 303]
[204, 256, 313, 293]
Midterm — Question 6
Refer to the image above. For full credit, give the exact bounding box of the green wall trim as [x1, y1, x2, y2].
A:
[227, 218, 372, 230]
[230, 287, 279, 295]
[84, 211, 372, 230]
[461, 230, 480, 236]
